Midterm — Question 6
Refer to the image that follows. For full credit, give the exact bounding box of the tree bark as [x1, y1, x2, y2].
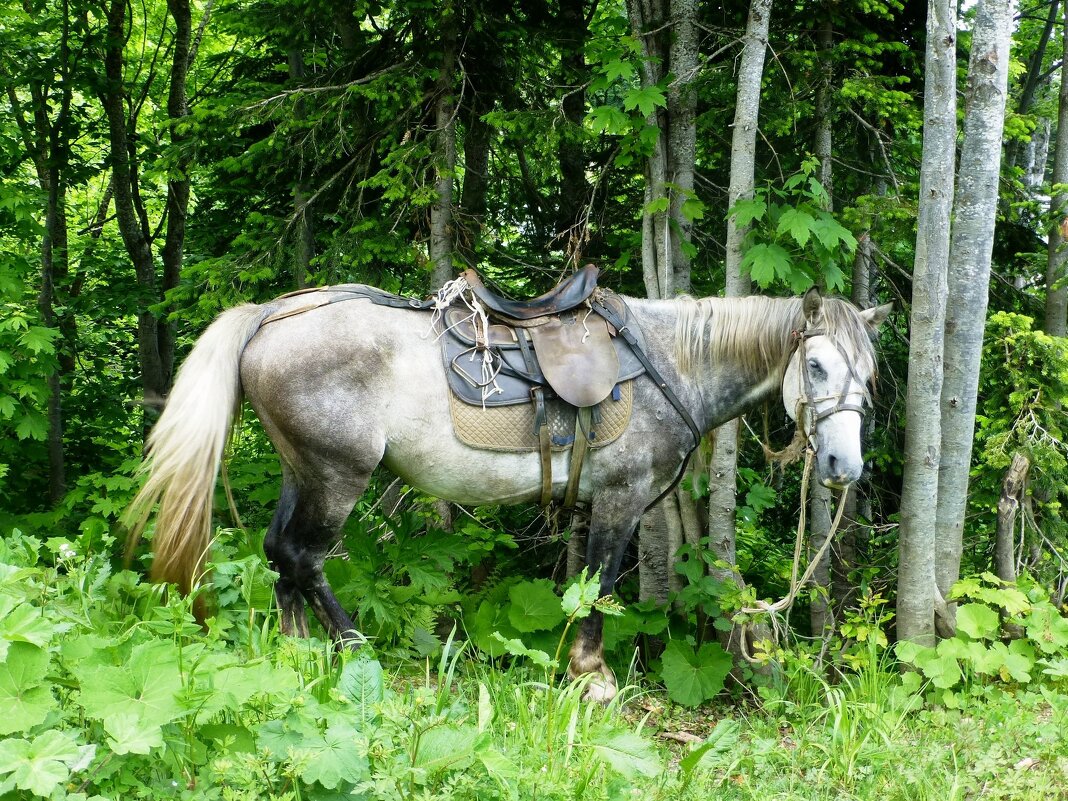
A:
[809, 17, 835, 638]
[897, 0, 957, 646]
[101, 0, 168, 406]
[1045, 0, 1068, 337]
[557, 0, 589, 264]
[994, 453, 1029, 583]
[668, 0, 699, 295]
[289, 48, 314, 289]
[1005, 0, 1058, 171]
[627, 0, 672, 299]
[935, 0, 1013, 619]
[430, 2, 458, 290]
[707, 0, 773, 636]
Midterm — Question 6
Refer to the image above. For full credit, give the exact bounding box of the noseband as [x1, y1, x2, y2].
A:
[789, 327, 869, 447]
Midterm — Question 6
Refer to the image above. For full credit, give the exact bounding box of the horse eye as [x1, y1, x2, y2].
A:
[807, 358, 826, 377]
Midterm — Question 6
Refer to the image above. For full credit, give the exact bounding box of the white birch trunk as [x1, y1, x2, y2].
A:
[1045, 1, 1068, 337]
[935, 0, 1014, 612]
[897, 0, 957, 646]
[709, 0, 773, 660]
[430, 5, 457, 290]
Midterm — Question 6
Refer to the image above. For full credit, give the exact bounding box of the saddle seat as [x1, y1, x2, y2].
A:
[444, 266, 644, 409]
[461, 264, 599, 321]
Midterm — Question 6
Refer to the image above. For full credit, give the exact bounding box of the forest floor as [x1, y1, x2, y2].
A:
[2, 529, 1068, 801]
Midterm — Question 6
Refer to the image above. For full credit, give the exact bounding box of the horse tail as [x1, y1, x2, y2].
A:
[124, 303, 269, 596]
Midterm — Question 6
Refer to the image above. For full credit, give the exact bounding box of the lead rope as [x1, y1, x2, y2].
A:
[736, 330, 852, 663]
[737, 446, 850, 663]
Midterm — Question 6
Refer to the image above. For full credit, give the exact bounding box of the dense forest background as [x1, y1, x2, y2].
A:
[6, 0, 1068, 798]
[2, 0, 1068, 725]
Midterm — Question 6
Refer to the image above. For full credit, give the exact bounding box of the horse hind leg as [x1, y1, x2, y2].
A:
[264, 478, 309, 637]
[264, 472, 368, 647]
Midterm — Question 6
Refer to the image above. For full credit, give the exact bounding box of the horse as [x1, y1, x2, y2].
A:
[125, 280, 889, 701]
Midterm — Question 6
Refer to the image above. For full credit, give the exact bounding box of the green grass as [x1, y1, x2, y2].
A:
[1, 531, 1068, 801]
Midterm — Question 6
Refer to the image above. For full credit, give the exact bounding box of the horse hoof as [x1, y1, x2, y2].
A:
[582, 674, 618, 704]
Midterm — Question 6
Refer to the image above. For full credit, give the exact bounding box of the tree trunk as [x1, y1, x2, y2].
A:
[1005, 0, 1059, 171]
[102, 0, 168, 406]
[1045, 0, 1068, 337]
[707, 0, 773, 647]
[897, 0, 957, 647]
[557, 0, 588, 264]
[430, 2, 458, 290]
[668, 0, 698, 295]
[994, 453, 1029, 583]
[458, 97, 492, 267]
[627, 0, 671, 300]
[935, 0, 1013, 624]
[160, 0, 192, 385]
[809, 17, 835, 638]
[289, 47, 314, 289]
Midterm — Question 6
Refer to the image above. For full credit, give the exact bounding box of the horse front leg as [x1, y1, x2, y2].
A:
[567, 497, 642, 703]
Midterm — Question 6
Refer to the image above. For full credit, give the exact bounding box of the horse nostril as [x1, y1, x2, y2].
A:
[828, 454, 838, 473]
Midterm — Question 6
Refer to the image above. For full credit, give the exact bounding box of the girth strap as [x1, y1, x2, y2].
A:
[563, 406, 593, 508]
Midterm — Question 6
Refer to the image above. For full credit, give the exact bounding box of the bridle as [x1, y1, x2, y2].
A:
[788, 327, 870, 449]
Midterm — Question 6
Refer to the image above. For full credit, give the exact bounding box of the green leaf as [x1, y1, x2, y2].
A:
[338, 657, 383, 728]
[729, 198, 766, 227]
[956, 603, 1000, 640]
[0, 730, 94, 798]
[413, 725, 479, 774]
[602, 59, 634, 82]
[0, 598, 54, 648]
[103, 712, 163, 755]
[679, 718, 741, 776]
[0, 643, 55, 735]
[1024, 604, 1068, 654]
[660, 640, 731, 706]
[777, 207, 815, 247]
[642, 196, 669, 216]
[73, 640, 186, 729]
[17, 326, 59, 356]
[622, 85, 666, 117]
[15, 413, 48, 442]
[0, 395, 15, 418]
[586, 105, 629, 135]
[299, 723, 369, 789]
[490, 633, 555, 669]
[810, 213, 857, 251]
[740, 243, 792, 289]
[588, 729, 661, 778]
[508, 580, 565, 632]
[680, 197, 706, 222]
[561, 568, 601, 620]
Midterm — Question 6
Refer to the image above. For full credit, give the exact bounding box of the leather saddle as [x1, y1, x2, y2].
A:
[441, 267, 646, 409]
[439, 266, 647, 508]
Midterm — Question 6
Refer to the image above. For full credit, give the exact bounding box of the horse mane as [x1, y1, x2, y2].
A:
[674, 294, 877, 380]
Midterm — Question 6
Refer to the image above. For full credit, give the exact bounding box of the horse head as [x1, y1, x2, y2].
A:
[782, 288, 891, 489]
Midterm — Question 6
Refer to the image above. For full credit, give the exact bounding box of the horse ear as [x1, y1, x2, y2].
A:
[859, 302, 893, 334]
[802, 286, 824, 327]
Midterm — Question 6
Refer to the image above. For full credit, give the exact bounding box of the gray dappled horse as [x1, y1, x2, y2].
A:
[126, 284, 889, 701]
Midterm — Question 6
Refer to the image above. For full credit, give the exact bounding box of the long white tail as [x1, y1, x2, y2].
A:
[124, 304, 268, 595]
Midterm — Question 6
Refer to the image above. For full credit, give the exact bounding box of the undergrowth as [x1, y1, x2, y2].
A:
[1, 527, 1068, 800]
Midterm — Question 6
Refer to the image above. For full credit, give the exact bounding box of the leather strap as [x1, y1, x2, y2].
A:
[532, 387, 553, 506]
[516, 327, 554, 507]
[563, 406, 593, 508]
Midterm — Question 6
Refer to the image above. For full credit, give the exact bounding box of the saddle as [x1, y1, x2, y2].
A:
[440, 266, 648, 507]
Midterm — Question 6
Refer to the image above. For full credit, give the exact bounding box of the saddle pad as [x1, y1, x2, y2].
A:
[448, 381, 633, 452]
[528, 311, 619, 407]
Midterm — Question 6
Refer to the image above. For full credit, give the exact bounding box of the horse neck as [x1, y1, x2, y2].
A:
[670, 295, 801, 432]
